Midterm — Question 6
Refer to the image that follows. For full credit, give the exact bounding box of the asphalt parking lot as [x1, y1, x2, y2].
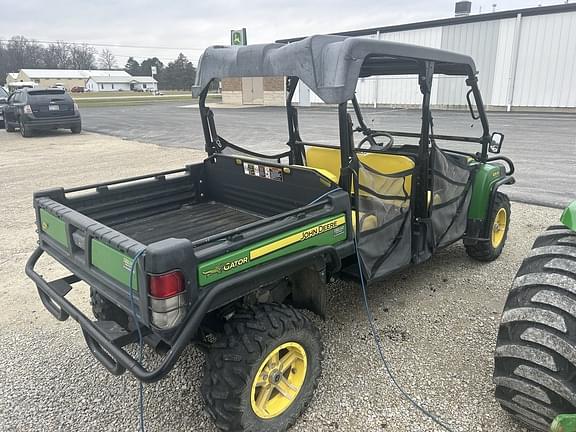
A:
[0, 129, 563, 432]
[81, 102, 576, 209]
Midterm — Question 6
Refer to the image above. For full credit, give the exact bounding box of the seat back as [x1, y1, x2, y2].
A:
[305, 146, 415, 193]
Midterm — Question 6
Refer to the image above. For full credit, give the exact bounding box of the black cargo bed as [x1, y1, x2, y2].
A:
[111, 201, 263, 245]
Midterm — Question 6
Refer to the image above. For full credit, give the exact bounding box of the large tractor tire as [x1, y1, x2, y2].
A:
[466, 192, 511, 261]
[201, 303, 322, 432]
[494, 225, 576, 431]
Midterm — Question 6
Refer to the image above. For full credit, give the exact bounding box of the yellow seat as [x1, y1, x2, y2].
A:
[305, 146, 415, 194]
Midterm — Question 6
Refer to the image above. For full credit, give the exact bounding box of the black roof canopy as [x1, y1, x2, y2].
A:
[192, 35, 477, 104]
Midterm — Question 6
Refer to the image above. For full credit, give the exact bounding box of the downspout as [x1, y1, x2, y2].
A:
[506, 13, 522, 112]
[373, 30, 380, 108]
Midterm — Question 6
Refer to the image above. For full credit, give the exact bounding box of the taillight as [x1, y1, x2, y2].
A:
[148, 271, 186, 329]
[23, 105, 32, 114]
[73, 102, 79, 112]
[149, 271, 184, 298]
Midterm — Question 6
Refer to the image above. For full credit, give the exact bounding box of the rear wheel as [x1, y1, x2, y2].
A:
[19, 119, 33, 137]
[493, 226, 576, 430]
[71, 125, 81, 134]
[6, 120, 15, 132]
[466, 192, 510, 261]
[201, 303, 322, 432]
[90, 287, 129, 328]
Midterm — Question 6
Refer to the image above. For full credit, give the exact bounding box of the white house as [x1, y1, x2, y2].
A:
[130, 76, 158, 92]
[85, 75, 158, 92]
[86, 76, 131, 92]
[13, 69, 131, 90]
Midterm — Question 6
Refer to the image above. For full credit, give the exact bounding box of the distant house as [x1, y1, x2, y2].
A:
[130, 76, 158, 92]
[85, 75, 158, 92]
[85, 76, 132, 92]
[7, 69, 131, 91]
[5, 72, 18, 84]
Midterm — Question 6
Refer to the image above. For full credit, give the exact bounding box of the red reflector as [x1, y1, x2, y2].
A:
[149, 271, 184, 298]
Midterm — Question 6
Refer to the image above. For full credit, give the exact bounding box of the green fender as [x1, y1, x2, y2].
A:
[560, 201, 576, 232]
[467, 162, 509, 220]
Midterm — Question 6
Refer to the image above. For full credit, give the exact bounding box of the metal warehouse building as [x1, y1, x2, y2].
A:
[277, 3, 576, 111]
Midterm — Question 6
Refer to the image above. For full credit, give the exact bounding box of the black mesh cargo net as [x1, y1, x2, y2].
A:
[354, 159, 413, 281]
[429, 143, 474, 249]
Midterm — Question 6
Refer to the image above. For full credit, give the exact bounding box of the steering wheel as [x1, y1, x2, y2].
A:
[356, 131, 394, 151]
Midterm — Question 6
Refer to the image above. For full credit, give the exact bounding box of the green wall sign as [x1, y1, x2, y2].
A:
[231, 28, 247, 46]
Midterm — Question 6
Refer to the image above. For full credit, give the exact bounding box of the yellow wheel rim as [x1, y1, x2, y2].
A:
[491, 208, 507, 248]
[250, 342, 307, 419]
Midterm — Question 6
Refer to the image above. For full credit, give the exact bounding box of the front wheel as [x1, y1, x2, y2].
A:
[6, 120, 15, 132]
[71, 125, 81, 134]
[201, 303, 322, 432]
[466, 191, 510, 261]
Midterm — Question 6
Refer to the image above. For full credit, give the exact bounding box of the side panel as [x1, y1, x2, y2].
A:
[198, 214, 346, 286]
[91, 239, 139, 290]
[468, 163, 505, 220]
[39, 208, 69, 248]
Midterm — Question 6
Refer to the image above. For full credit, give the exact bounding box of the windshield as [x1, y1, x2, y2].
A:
[27, 89, 71, 104]
[0, 87, 7, 98]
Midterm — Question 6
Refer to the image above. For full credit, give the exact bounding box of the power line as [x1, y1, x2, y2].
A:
[0, 38, 205, 51]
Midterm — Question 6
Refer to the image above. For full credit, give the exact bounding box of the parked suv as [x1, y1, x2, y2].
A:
[4, 88, 81, 137]
[0, 86, 8, 129]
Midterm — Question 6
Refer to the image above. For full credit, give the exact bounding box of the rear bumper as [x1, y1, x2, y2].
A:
[22, 114, 81, 130]
[26, 244, 342, 382]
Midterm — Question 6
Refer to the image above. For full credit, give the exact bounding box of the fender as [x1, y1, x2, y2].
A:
[464, 160, 515, 244]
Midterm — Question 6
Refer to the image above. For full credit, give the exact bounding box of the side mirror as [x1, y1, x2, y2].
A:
[489, 132, 504, 154]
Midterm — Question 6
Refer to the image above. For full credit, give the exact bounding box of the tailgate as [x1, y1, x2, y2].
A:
[35, 196, 145, 298]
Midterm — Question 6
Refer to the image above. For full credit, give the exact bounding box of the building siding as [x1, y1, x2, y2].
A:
[512, 11, 576, 107]
[244, 6, 576, 109]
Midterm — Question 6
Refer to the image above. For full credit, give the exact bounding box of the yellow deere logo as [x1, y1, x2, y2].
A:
[41, 222, 48, 230]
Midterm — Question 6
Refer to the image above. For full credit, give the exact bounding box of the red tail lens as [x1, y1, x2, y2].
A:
[149, 271, 184, 298]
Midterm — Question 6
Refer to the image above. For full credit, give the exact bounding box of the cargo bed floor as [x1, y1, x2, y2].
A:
[112, 201, 263, 245]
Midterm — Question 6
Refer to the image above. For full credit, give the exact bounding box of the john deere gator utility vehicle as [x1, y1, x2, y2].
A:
[494, 201, 576, 432]
[26, 35, 514, 431]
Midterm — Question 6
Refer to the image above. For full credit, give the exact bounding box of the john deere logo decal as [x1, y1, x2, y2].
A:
[198, 215, 346, 286]
[41, 222, 48, 230]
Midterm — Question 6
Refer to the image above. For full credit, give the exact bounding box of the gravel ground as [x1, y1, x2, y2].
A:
[0, 130, 562, 432]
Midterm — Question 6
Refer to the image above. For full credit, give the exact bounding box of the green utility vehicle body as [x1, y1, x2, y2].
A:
[26, 36, 514, 427]
[560, 201, 576, 231]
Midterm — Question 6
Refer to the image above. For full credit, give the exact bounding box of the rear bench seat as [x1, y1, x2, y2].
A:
[304, 147, 415, 232]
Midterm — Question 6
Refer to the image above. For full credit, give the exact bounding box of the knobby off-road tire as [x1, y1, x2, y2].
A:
[494, 225, 576, 431]
[90, 287, 129, 328]
[201, 303, 322, 432]
[466, 192, 511, 261]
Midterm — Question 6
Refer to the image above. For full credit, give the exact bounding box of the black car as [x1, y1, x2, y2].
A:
[0, 86, 8, 129]
[4, 87, 81, 137]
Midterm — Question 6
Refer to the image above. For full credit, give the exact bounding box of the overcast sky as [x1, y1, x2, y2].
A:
[0, 0, 566, 66]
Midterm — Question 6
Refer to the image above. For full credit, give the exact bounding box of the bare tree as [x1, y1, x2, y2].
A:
[99, 48, 117, 70]
[70, 44, 96, 69]
[45, 42, 71, 68]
